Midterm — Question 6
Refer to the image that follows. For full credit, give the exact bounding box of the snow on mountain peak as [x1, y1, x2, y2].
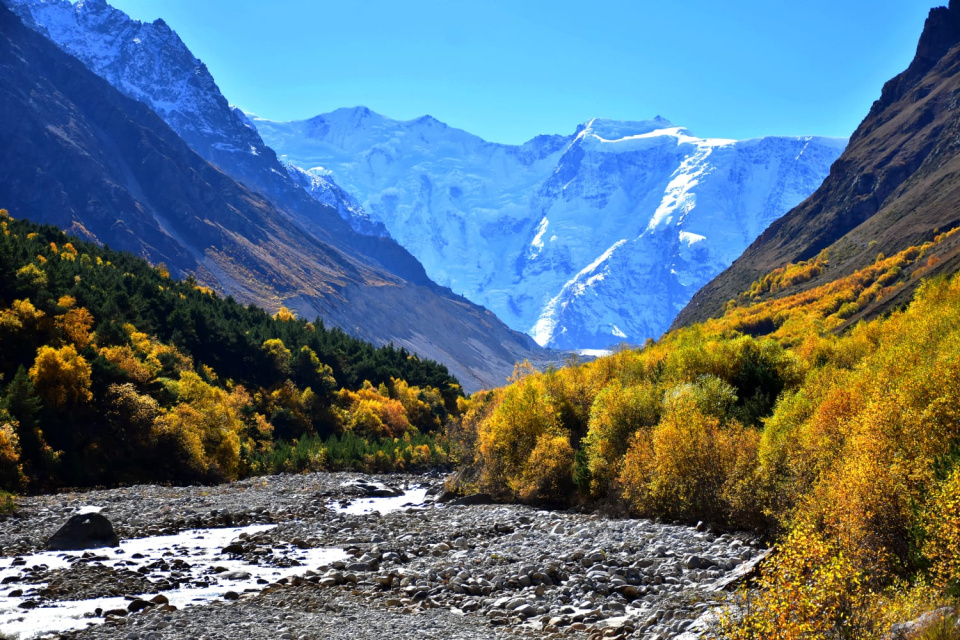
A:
[579, 116, 676, 140]
[255, 110, 846, 350]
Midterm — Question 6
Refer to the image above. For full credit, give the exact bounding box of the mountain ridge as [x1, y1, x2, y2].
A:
[672, 0, 960, 329]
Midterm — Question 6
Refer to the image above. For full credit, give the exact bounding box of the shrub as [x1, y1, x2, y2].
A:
[619, 390, 761, 524]
[517, 433, 575, 503]
[476, 374, 562, 498]
[721, 523, 871, 640]
[581, 381, 660, 495]
[924, 466, 960, 592]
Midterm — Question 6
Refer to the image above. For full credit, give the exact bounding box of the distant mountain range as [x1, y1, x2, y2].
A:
[253, 110, 845, 350]
[674, 0, 960, 329]
[0, 0, 549, 392]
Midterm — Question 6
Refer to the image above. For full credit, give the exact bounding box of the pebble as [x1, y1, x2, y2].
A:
[2, 472, 758, 639]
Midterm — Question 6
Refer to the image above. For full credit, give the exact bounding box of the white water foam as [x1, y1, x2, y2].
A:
[331, 487, 429, 515]
[0, 524, 346, 639]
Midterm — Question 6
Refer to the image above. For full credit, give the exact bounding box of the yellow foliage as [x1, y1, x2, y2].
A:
[923, 466, 960, 590]
[153, 371, 256, 481]
[0, 299, 45, 333]
[389, 377, 442, 432]
[261, 338, 292, 375]
[29, 345, 92, 406]
[476, 374, 563, 497]
[582, 381, 660, 495]
[15, 263, 47, 289]
[56, 307, 94, 349]
[338, 386, 412, 439]
[517, 433, 575, 503]
[273, 306, 296, 321]
[123, 323, 152, 354]
[619, 390, 760, 524]
[721, 523, 870, 640]
[99, 345, 155, 383]
[0, 421, 25, 491]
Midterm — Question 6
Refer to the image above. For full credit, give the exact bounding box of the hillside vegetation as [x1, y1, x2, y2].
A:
[0, 209, 460, 492]
[452, 226, 960, 638]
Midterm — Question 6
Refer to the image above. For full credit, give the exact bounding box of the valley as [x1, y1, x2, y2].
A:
[1, 0, 959, 638]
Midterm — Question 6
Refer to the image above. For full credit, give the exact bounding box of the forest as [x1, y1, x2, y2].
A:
[449, 226, 960, 638]
[0, 209, 460, 492]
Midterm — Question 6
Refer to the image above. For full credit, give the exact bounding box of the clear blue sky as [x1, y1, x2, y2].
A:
[109, 0, 935, 144]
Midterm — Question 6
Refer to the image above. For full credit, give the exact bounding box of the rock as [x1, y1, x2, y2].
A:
[448, 493, 495, 506]
[127, 598, 152, 613]
[47, 513, 120, 550]
[220, 570, 252, 580]
[684, 555, 714, 570]
[711, 548, 772, 591]
[887, 607, 957, 640]
[223, 591, 240, 600]
[343, 479, 404, 498]
[434, 490, 458, 503]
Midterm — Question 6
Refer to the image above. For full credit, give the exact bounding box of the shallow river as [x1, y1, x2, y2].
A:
[0, 489, 427, 639]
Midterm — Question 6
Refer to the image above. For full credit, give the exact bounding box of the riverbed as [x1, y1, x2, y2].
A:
[0, 473, 758, 639]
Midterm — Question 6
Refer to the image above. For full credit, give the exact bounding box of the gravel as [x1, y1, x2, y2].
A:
[0, 472, 762, 639]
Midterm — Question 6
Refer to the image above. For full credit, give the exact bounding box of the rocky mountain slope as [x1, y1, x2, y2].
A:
[254, 110, 844, 350]
[2, 0, 436, 297]
[674, 0, 960, 328]
[0, 3, 545, 392]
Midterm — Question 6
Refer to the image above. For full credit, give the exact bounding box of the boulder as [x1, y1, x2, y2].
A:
[886, 607, 957, 640]
[434, 489, 459, 503]
[47, 513, 120, 551]
[448, 493, 495, 506]
[342, 479, 404, 498]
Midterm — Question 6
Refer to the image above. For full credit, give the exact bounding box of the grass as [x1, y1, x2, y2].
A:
[0, 490, 16, 516]
[920, 612, 960, 640]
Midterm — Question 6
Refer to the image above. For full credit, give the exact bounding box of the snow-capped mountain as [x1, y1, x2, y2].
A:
[4, 0, 381, 238]
[253, 109, 847, 349]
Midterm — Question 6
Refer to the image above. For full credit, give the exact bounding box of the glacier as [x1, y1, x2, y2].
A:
[253, 110, 846, 349]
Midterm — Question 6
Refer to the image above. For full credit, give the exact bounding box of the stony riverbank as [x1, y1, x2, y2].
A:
[0, 473, 765, 640]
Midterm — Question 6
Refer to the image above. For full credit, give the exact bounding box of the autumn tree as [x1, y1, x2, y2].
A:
[29, 344, 92, 406]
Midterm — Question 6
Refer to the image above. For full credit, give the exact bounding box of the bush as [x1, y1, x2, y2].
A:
[721, 523, 871, 640]
[619, 389, 761, 525]
[581, 382, 660, 495]
[517, 433, 575, 504]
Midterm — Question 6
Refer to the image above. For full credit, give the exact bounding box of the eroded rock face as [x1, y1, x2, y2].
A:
[47, 513, 120, 551]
